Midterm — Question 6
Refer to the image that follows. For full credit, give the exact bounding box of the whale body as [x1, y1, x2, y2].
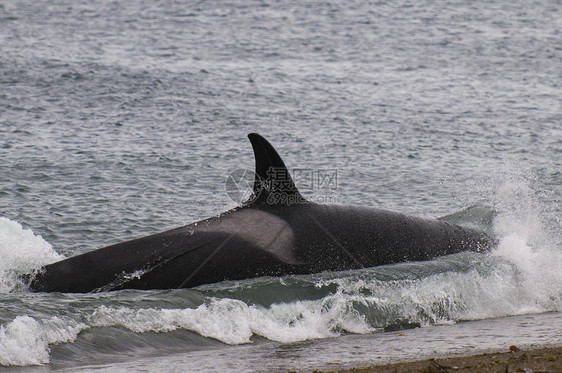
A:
[28, 134, 492, 293]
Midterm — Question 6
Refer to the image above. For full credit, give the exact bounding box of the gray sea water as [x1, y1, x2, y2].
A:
[1, 0, 561, 371]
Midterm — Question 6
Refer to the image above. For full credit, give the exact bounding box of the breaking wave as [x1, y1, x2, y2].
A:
[0, 217, 64, 293]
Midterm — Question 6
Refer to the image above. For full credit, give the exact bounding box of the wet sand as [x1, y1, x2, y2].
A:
[310, 346, 562, 372]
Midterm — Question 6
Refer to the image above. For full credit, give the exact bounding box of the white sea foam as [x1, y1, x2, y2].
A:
[88, 296, 372, 345]
[0, 315, 86, 366]
[491, 173, 562, 312]
[311, 261, 544, 329]
[0, 217, 64, 293]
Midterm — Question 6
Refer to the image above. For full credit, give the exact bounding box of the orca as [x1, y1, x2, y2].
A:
[28, 133, 492, 293]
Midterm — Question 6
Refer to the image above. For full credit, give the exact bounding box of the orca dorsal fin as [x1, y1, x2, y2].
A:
[247, 133, 306, 205]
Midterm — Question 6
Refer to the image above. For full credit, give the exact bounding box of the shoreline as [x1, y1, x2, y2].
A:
[310, 346, 562, 373]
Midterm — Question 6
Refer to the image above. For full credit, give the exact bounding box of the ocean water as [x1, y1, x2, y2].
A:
[1, 0, 561, 371]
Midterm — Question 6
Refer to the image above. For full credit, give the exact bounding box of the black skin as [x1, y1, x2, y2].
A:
[28, 134, 492, 293]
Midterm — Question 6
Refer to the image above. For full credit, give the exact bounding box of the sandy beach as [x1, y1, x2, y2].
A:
[313, 346, 562, 373]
